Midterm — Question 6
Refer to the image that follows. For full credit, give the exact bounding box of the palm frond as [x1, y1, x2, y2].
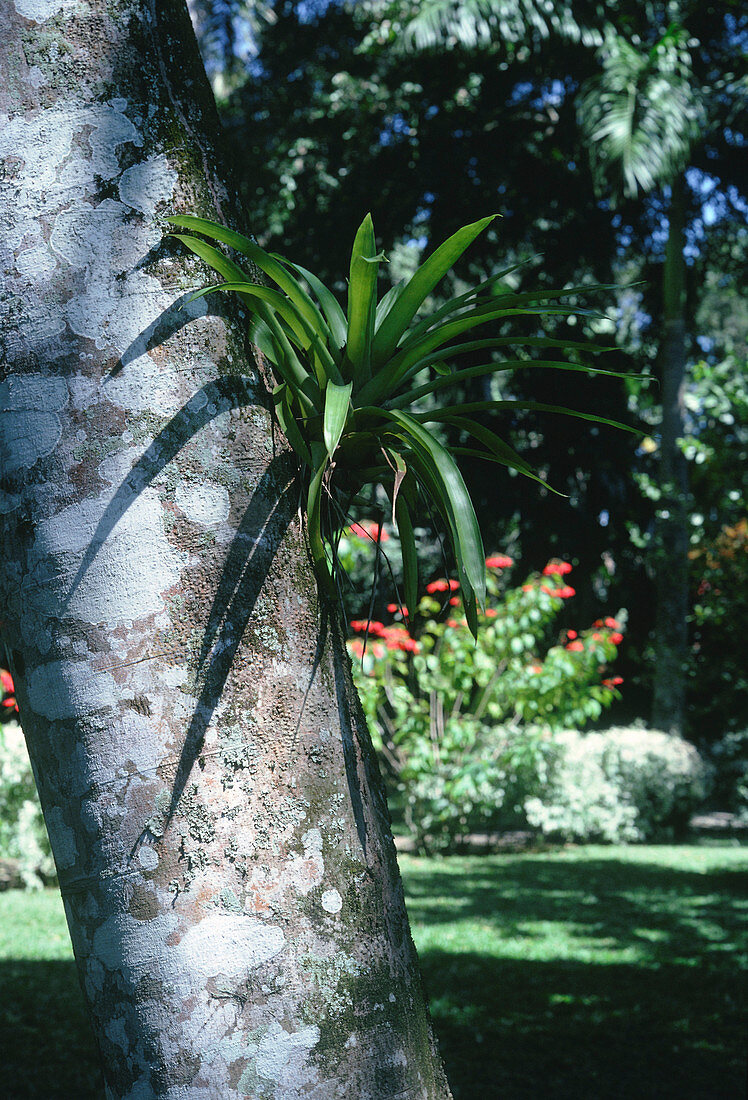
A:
[401, 0, 601, 52]
[577, 23, 705, 199]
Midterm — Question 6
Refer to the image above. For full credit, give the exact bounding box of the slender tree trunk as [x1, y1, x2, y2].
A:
[651, 176, 689, 735]
[0, 2, 451, 1097]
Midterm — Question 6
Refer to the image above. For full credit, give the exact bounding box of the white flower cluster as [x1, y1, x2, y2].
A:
[0, 722, 54, 889]
[525, 725, 711, 843]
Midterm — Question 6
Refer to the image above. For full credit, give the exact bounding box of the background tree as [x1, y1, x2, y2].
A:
[205, 0, 747, 743]
[578, 21, 704, 735]
[0, 1, 451, 1095]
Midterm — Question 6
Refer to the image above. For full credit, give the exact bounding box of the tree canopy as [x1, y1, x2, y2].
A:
[190, 0, 747, 743]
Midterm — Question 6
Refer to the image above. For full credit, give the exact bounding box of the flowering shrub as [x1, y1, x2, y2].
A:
[525, 725, 711, 843]
[0, 672, 54, 888]
[347, 544, 627, 850]
[1, 668, 19, 723]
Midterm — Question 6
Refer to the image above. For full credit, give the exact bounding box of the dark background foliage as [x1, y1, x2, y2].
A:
[188, 0, 747, 767]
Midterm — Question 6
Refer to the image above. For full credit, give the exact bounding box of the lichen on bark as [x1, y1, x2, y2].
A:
[0, 1, 452, 1097]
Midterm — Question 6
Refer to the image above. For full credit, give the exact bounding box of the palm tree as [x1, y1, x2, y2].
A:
[577, 22, 704, 734]
[399, 0, 736, 735]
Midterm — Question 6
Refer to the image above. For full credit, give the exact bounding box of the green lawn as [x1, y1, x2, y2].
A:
[400, 844, 748, 1099]
[0, 844, 745, 1099]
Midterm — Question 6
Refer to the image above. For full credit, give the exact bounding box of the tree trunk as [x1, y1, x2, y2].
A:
[0, 2, 451, 1097]
[651, 176, 689, 735]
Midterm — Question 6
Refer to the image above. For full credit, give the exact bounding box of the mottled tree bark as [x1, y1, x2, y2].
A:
[652, 177, 689, 736]
[0, 2, 451, 1097]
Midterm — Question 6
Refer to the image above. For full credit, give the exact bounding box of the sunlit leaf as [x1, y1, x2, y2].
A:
[323, 381, 353, 460]
[346, 214, 380, 379]
[371, 214, 497, 369]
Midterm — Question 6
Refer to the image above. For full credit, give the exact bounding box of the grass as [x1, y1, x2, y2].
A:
[400, 844, 748, 1099]
[0, 891, 104, 1098]
[0, 844, 745, 1099]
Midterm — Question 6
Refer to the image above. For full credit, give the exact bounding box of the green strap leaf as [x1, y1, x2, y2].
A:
[361, 303, 598, 406]
[371, 214, 497, 368]
[442, 416, 563, 495]
[374, 280, 406, 332]
[395, 305, 601, 367]
[390, 358, 635, 409]
[273, 383, 312, 468]
[423, 336, 618, 361]
[405, 444, 482, 639]
[186, 280, 309, 347]
[393, 487, 418, 622]
[284, 260, 348, 351]
[249, 317, 279, 365]
[323, 380, 353, 461]
[169, 233, 250, 284]
[345, 213, 379, 380]
[190, 279, 342, 389]
[244, 297, 321, 414]
[396, 260, 529, 344]
[368, 408, 486, 615]
[306, 443, 335, 593]
[169, 215, 329, 339]
[414, 401, 638, 434]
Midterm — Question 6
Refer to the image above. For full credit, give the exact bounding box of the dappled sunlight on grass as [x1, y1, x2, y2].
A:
[399, 845, 748, 1099]
[0, 889, 103, 1099]
[0, 845, 744, 1098]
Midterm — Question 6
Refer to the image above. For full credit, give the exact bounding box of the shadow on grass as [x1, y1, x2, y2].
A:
[419, 950, 745, 1100]
[0, 959, 102, 1100]
[0, 853, 745, 1099]
[402, 855, 747, 1100]
[403, 856, 748, 954]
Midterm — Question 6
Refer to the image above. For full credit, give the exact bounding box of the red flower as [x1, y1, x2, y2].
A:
[543, 560, 572, 576]
[486, 554, 514, 569]
[602, 676, 624, 688]
[380, 626, 420, 653]
[1, 668, 19, 722]
[386, 603, 408, 616]
[446, 618, 461, 629]
[349, 521, 389, 542]
[426, 578, 460, 594]
[609, 632, 624, 646]
[566, 629, 578, 640]
[349, 619, 385, 636]
[543, 585, 575, 598]
[449, 596, 460, 606]
[485, 608, 498, 618]
[566, 640, 584, 652]
[591, 632, 603, 642]
[604, 617, 620, 630]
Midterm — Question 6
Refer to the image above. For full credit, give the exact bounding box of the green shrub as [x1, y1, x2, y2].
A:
[348, 543, 626, 851]
[525, 725, 711, 843]
[0, 721, 55, 889]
